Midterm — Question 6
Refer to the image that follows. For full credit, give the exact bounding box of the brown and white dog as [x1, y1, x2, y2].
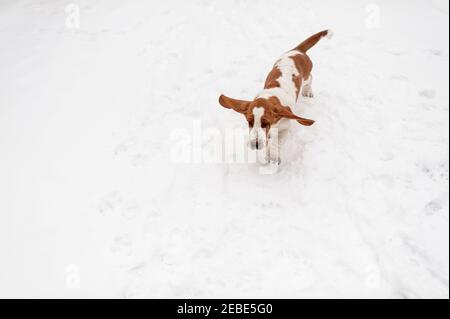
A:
[219, 29, 332, 164]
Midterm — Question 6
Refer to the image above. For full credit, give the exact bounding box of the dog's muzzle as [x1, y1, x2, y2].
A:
[249, 139, 263, 150]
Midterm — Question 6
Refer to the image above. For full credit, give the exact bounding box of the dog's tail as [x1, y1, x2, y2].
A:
[295, 29, 333, 53]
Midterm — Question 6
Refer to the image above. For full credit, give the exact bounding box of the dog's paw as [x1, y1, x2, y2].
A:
[302, 90, 314, 98]
[259, 157, 281, 174]
[268, 157, 281, 165]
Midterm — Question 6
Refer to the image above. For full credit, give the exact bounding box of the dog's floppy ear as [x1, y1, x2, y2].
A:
[274, 105, 315, 126]
[219, 94, 250, 114]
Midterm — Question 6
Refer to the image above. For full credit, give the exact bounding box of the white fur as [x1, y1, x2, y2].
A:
[249, 107, 265, 147]
[252, 107, 264, 128]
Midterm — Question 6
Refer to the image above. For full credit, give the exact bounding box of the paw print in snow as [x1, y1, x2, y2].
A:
[424, 200, 443, 216]
[98, 192, 123, 216]
[121, 200, 141, 220]
[98, 192, 141, 219]
[418, 89, 436, 99]
[132, 154, 149, 167]
[111, 234, 133, 256]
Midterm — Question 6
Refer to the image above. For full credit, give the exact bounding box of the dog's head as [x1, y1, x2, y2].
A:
[219, 94, 314, 150]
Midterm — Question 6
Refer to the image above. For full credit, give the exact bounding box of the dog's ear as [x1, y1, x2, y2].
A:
[219, 94, 250, 114]
[274, 105, 315, 126]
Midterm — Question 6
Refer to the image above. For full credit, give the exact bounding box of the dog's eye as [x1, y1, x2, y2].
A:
[248, 119, 254, 127]
[261, 120, 269, 128]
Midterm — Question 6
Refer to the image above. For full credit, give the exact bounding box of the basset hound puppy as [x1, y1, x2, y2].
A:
[219, 29, 332, 164]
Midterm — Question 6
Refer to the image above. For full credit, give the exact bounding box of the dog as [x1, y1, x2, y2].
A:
[219, 30, 332, 164]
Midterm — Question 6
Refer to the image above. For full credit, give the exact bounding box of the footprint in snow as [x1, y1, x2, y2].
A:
[374, 174, 395, 188]
[98, 192, 141, 219]
[380, 151, 394, 162]
[121, 200, 141, 220]
[418, 162, 449, 182]
[424, 200, 443, 216]
[114, 137, 137, 156]
[429, 49, 443, 57]
[98, 191, 123, 216]
[111, 234, 133, 256]
[386, 48, 406, 56]
[418, 89, 436, 99]
[131, 153, 149, 167]
[260, 201, 282, 209]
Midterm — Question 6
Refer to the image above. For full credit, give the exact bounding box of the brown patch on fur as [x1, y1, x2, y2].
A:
[264, 66, 282, 89]
[267, 96, 313, 125]
[290, 54, 312, 81]
[234, 97, 280, 131]
[292, 74, 302, 97]
[218, 95, 250, 113]
[294, 30, 330, 53]
[219, 94, 314, 128]
[243, 97, 282, 137]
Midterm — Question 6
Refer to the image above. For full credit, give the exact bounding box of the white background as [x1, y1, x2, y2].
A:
[0, 0, 448, 298]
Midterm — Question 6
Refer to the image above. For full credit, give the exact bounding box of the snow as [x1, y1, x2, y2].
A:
[0, 0, 448, 298]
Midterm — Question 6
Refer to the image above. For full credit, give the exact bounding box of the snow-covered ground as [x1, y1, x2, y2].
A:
[0, 0, 448, 298]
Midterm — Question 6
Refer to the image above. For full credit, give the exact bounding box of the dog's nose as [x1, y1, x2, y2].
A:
[250, 140, 260, 150]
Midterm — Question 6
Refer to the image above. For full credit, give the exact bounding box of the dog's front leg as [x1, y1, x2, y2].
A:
[302, 75, 314, 98]
[267, 130, 282, 165]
